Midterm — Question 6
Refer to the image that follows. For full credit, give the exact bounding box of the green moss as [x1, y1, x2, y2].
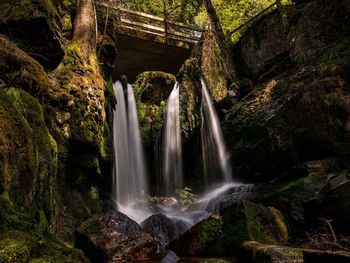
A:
[244, 201, 288, 244]
[61, 14, 72, 31]
[0, 0, 57, 23]
[197, 215, 223, 245]
[0, 232, 30, 263]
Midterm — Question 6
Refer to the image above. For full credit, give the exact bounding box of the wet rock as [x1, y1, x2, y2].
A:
[161, 250, 179, 263]
[169, 201, 288, 256]
[303, 249, 350, 263]
[237, 241, 303, 263]
[141, 213, 190, 247]
[76, 211, 158, 262]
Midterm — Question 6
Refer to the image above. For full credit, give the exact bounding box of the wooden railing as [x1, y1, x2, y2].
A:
[98, 2, 204, 43]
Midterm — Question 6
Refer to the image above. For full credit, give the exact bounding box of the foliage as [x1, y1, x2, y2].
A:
[116, 0, 203, 24]
[176, 187, 196, 207]
[195, 0, 292, 41]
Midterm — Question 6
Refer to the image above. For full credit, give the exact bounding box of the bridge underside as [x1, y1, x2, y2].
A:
[112, 33, 193, 82]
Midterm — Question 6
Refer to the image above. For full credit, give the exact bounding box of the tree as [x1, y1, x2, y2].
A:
[203, 0, 236, 84]
[52, 0, 105, 149]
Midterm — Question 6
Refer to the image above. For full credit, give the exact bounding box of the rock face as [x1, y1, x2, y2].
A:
[226, 0, 350, 182]
[169, 201, 288, 256]
[76, 211, 158, 262]
[193, 30, 229, 102]
[223, 63, 350, 182]
[233, 10, 289, 82]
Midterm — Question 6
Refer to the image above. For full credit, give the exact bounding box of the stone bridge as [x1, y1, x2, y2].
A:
[98, 2, 204, 81]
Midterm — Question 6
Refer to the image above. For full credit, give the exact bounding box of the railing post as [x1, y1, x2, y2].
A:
[162, 0, 168, 42]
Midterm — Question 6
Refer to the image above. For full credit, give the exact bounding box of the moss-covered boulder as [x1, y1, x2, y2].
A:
[237, 241, 303, 263]
[0, 0, 65, 69]
[0, 88, 57, 214]
[0, 35, 50, 96]
[265, 159, 342, 225]
[169, 200, 288, 256]
[303, 249, 350, 263]
[76, 211, 158, 262]
[134, 71, 176, 145]
[304, 176, 350, 235]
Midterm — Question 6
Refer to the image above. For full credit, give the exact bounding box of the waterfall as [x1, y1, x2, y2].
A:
[163, 83, 183, 196]
[112, 81, 150, 223]
[200, 79, 232, 185]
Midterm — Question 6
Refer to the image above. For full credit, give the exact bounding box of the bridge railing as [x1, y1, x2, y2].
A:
[98, 2, 204, 43]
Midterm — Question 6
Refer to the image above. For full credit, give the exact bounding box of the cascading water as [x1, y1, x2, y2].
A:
[200, 78, 232, 185]
[163, 83, 183, 196]
[112, 81, 150, 223]
[112, 78, 248, 245]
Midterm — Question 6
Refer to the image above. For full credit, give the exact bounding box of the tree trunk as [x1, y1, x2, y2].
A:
[73, 0, 97, 60]
[203, 0, 236, 84]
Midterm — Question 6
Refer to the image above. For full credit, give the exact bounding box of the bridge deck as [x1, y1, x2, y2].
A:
[98, 2, 204, 81]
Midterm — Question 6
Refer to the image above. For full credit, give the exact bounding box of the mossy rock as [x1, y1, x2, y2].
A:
[169, 200, 288, 256]
[177, 58, 201, 139]
[196, 30, 228, 102]
[134, 71, 176, 105]
[133, 71, 176, 145]
[0, 88, 57, 212]
[0, 0, 57, 23]
[0, 231, 30, 263]
[237, 241, 303, 263]
[265, 159, 342, 225]
[0, 35, 49, 96]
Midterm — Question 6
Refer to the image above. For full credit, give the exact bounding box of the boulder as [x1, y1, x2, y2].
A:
[237, 241, 303, 263]
[304, 178, 350, 234]
[303, 249, 350, 263]
[141, 213, 190, 247]
[76, 211, 158, 262]
[0, 0, 64, 70]
[169, 200, 288, 256]
[265, 159, 338, 224]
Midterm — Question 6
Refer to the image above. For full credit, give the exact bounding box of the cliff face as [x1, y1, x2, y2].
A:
[223, 0, 350, 182]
